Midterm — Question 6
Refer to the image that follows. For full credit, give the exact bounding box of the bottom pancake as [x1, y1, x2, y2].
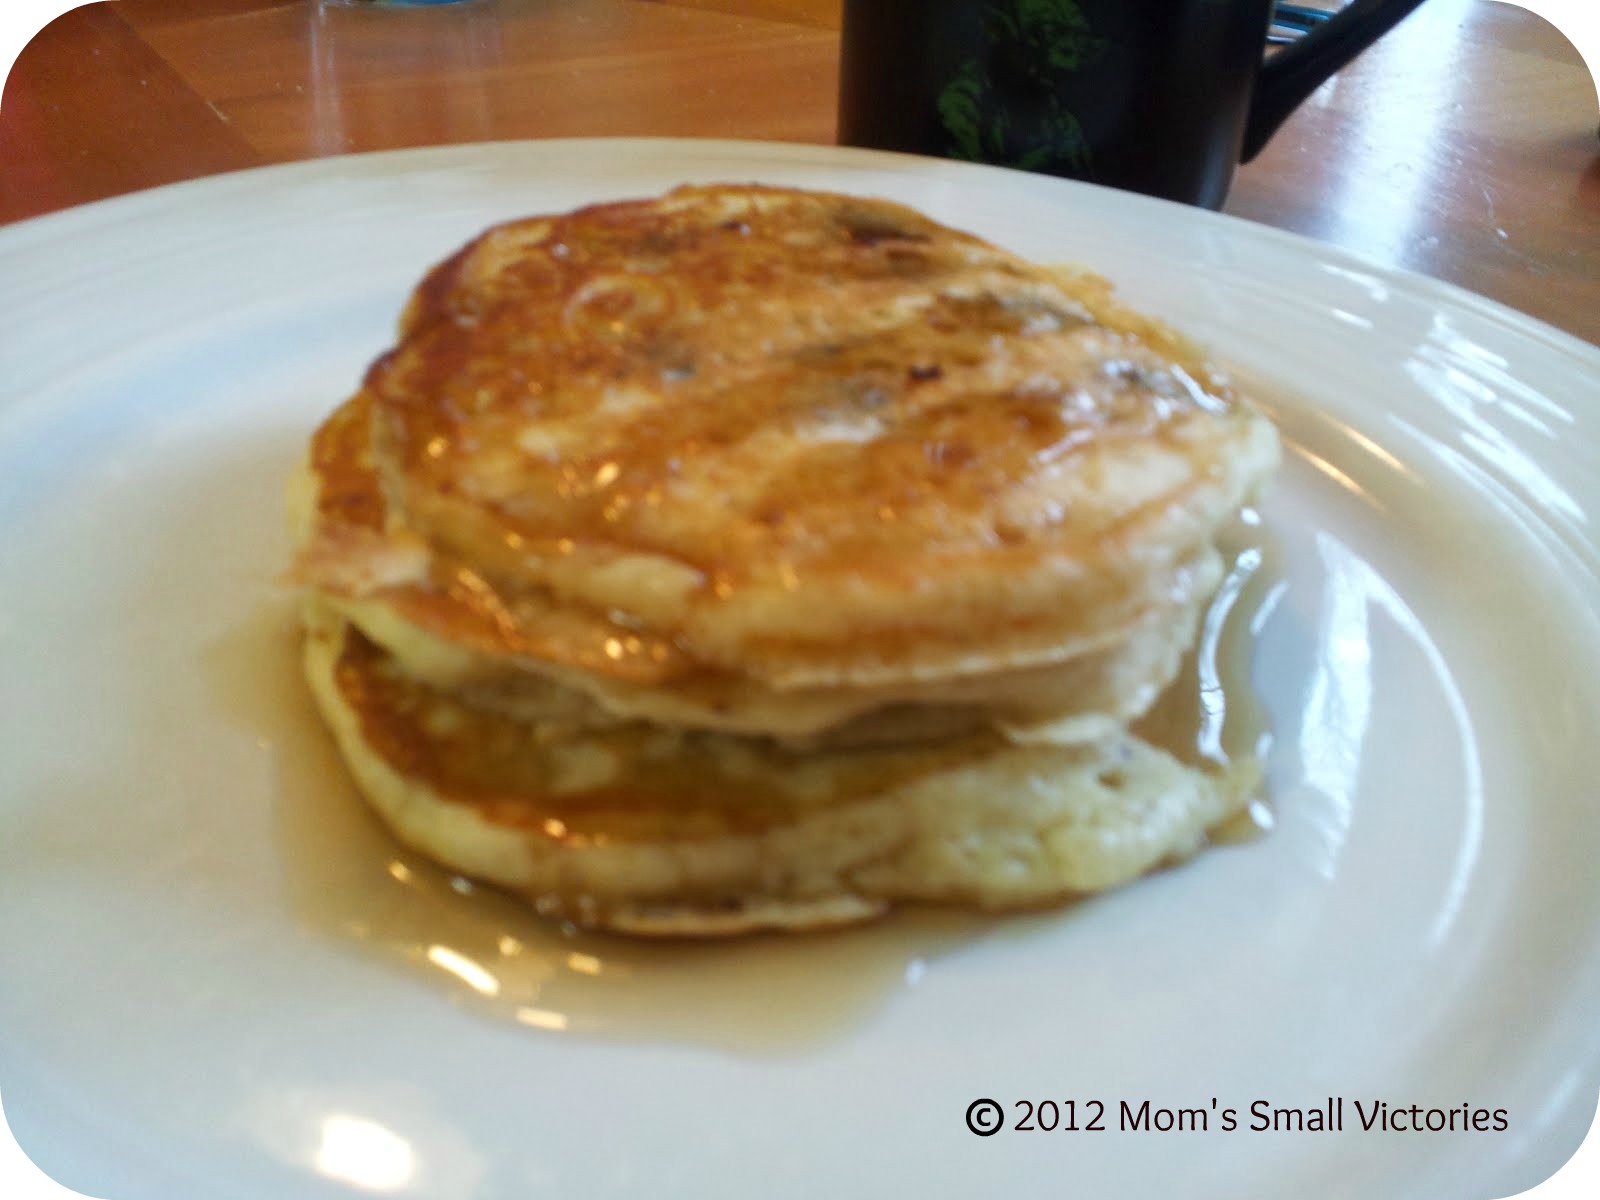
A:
[303, 608, 1259, 936]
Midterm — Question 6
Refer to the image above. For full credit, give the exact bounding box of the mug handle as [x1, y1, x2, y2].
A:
[1241, 0, 1431, 162]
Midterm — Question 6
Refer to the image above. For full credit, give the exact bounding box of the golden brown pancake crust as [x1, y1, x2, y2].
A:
[301, 389, 687, 683]
[360, 185, 1277, 679]
[295, 388, 1223, 741]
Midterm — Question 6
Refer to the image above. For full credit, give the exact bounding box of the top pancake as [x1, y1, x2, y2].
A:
[362, 184, 1278, 682]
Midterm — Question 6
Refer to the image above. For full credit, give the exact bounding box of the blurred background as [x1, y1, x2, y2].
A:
[1, 0, 1596, 342]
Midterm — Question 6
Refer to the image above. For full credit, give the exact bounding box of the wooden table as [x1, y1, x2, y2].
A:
[3, 0, 1597, 345]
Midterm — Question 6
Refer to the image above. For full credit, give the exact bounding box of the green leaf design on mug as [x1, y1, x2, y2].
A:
[937, 62, 988, 162]
[938, 0, 1107, 178]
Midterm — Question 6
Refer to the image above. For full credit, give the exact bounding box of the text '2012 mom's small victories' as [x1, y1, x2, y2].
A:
[967, 1098, 1509, 1136]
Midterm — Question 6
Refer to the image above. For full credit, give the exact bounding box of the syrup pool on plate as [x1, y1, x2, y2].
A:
[1133, 508, 1281, 844]
[206, 512, 1277, 1051]
[207, 602, 989, 1052]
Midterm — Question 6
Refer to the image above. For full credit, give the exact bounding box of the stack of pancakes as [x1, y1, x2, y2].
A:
[290, 184, 1279, 935]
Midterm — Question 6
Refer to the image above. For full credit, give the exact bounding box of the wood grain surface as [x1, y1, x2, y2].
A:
[2, 0, 1596, 344]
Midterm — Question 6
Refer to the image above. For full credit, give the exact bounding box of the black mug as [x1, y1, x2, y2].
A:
[839, 0, 1429, 209]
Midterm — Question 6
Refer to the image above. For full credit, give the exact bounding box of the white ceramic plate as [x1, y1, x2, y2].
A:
[2, 139, 1598, 1200]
